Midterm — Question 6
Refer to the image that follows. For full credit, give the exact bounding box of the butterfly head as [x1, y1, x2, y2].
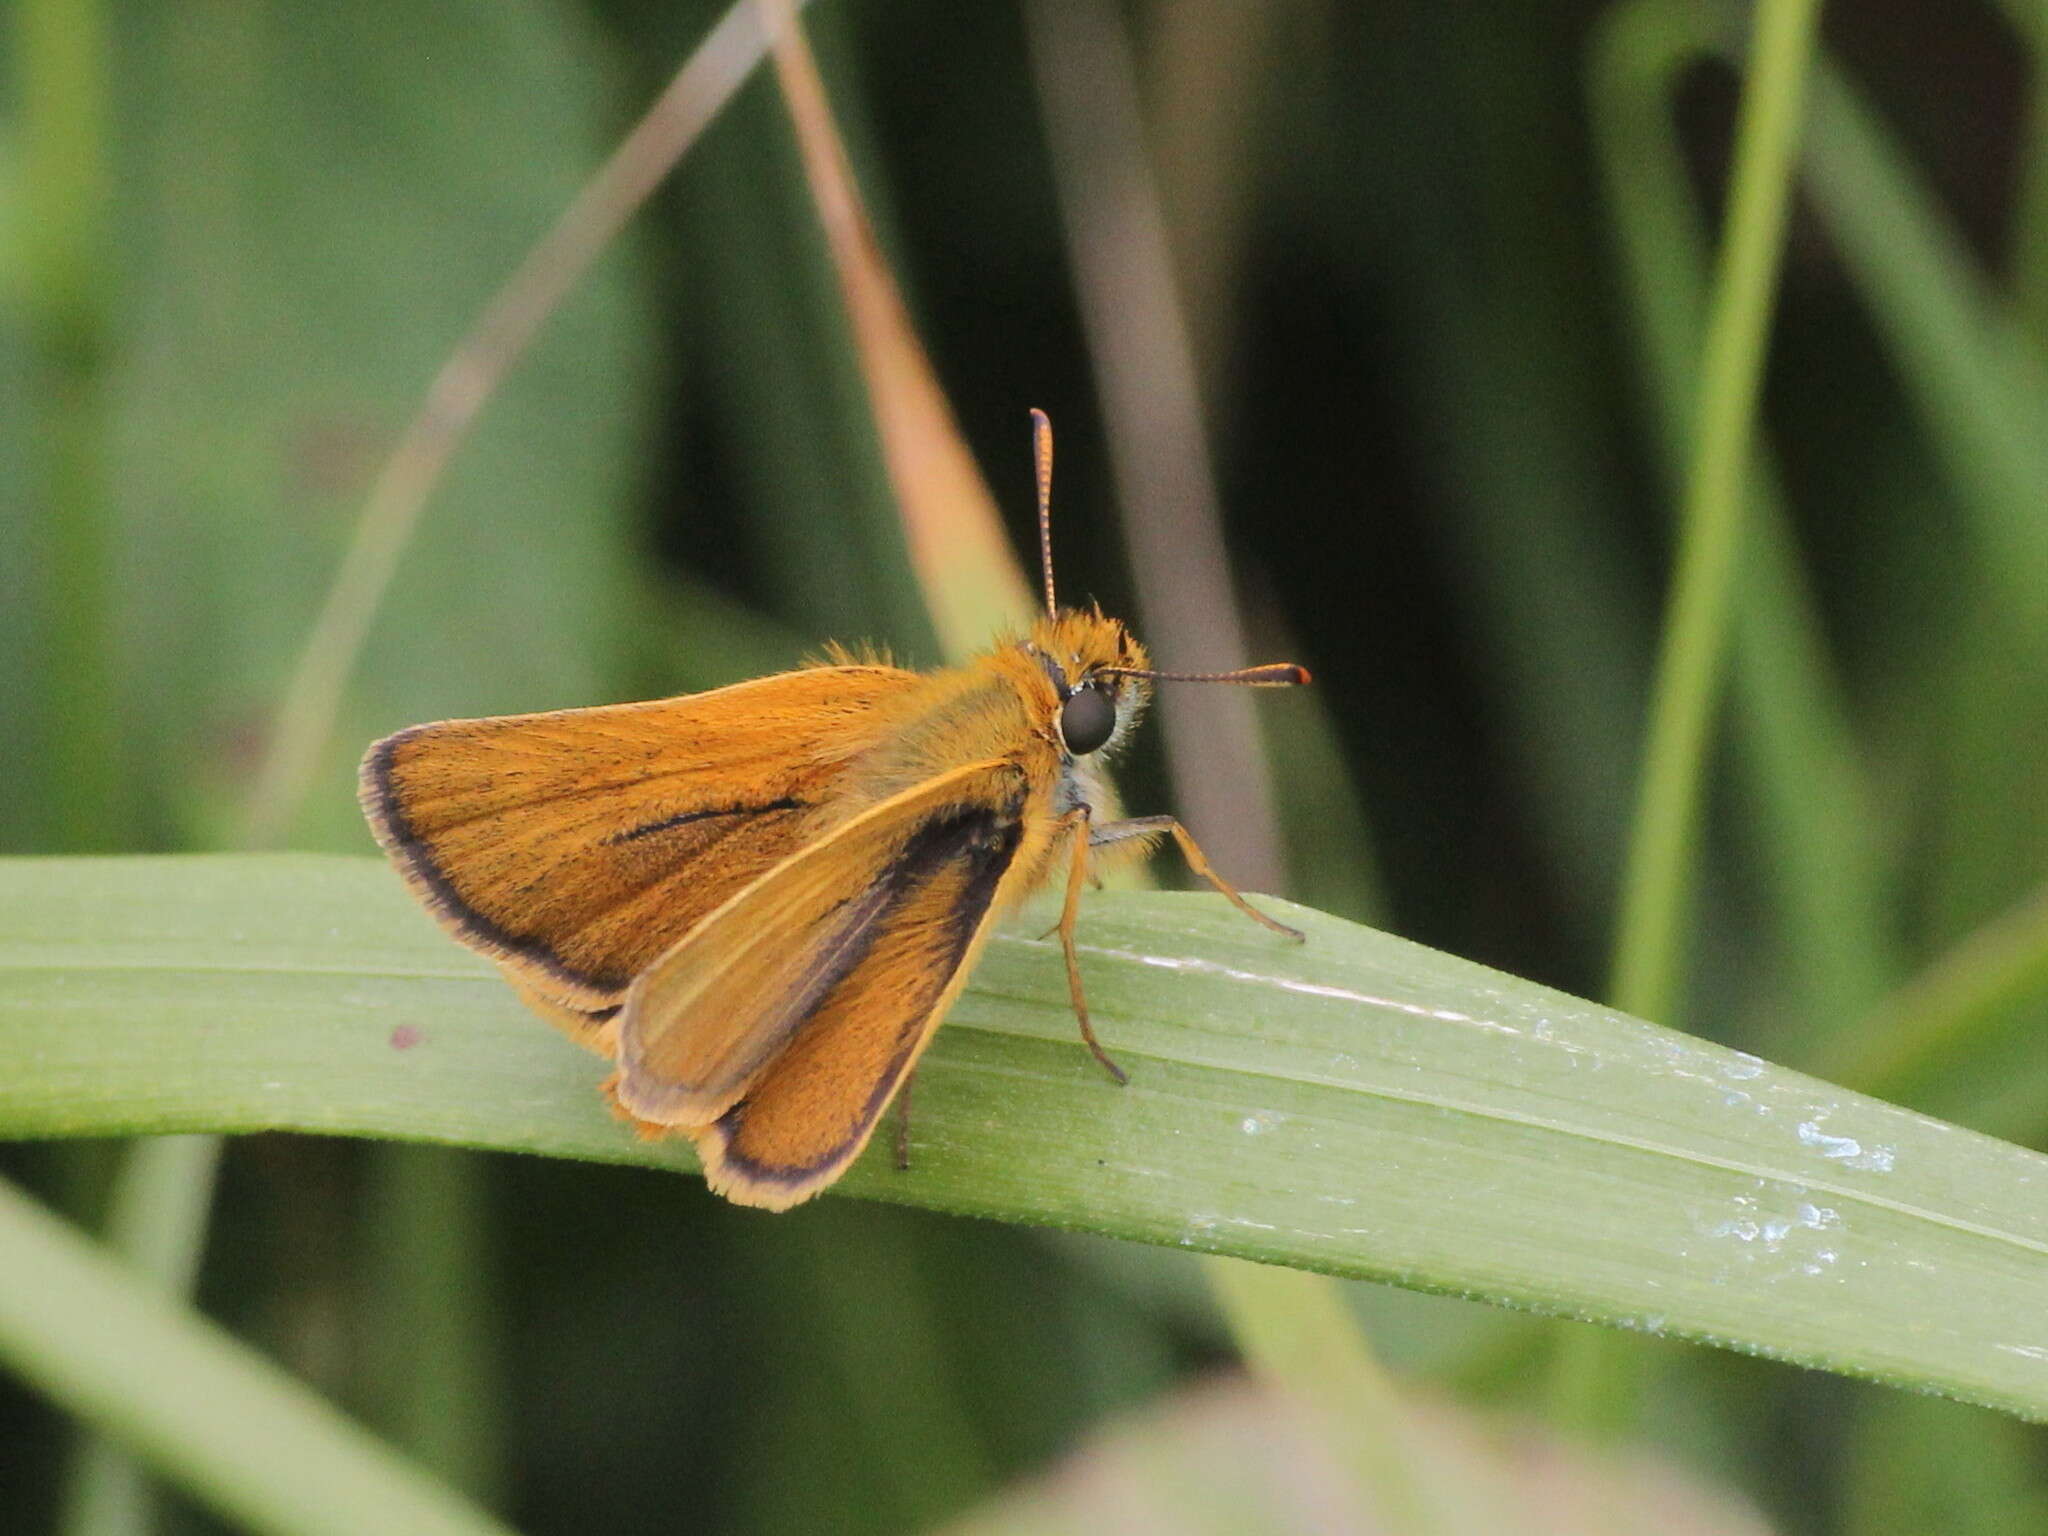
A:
[1024, 607, 1152, 760]
[1020, 408, 1310, 763]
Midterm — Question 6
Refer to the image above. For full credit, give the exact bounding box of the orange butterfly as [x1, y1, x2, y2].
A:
[361, 411, 1308, 1209]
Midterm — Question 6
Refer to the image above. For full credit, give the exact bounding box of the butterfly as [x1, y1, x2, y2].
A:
[360, 410, 1308, 1208]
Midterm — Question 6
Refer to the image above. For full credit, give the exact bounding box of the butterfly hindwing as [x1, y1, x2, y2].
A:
[612, 758, 1034, 1208]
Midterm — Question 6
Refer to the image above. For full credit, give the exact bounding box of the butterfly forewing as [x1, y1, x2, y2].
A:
[358, 665, 923, 1013]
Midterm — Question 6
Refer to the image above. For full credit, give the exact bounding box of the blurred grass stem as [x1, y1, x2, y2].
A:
[1591, 0, 1892, 1037]
[360, 1145, 504, 1504]
[55, 1136, 221, 1536]
[759, 0, 1035, 656]
[20, 0, 119, 852]
[1608, 0, 1822, 1032]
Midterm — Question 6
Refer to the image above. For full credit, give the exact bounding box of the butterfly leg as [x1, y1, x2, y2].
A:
[1090, 816, 1306, 943]
[1057, 808, 1129, 1086]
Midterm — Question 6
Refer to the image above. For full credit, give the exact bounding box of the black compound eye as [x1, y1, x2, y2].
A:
[1059, 685, 1117, 755]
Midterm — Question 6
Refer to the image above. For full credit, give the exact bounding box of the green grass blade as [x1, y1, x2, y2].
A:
[7, 854, 2048, 1420]
[0, 1172, 517, 1536]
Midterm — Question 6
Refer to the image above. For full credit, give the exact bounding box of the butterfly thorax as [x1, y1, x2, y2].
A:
[811, 608, 1149, 839]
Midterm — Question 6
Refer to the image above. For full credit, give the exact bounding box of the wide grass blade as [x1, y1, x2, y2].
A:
[6, 854, 2048, 1421]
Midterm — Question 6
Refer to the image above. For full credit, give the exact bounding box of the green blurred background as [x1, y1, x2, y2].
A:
[7, 0, 2048, 1531]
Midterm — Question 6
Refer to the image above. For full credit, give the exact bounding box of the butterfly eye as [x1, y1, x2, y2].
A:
[1058, 685, 1117, 756]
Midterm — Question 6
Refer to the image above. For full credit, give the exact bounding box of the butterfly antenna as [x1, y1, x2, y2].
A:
[1031, 407, 1057, 617]
[1099, 663, 1313, 687]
